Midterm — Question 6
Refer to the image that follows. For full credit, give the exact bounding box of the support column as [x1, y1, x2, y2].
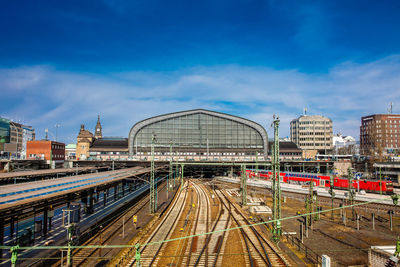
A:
[89, 189, 94, 214]
[0, 218, 3, 259]
[10, 217, 14, 238]
[372, 213, 375, 230]
[43, 206, 48, 236]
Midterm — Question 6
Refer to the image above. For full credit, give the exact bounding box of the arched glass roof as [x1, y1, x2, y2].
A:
[128, 109, 268, 155]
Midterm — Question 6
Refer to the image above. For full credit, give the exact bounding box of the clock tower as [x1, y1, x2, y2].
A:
[95, 115, 102, 139]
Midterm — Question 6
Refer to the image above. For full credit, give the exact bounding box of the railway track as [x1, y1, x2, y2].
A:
[182, 181, 210, 266]
[219, 190, 290, 267]
[65, 180, 168, 266]
[69, 182, 168, 267]
[127, 181, 188, 267]
[190, 182, 230, 267]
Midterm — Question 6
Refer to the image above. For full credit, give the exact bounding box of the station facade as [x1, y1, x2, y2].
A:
[128, 109, 268, 160]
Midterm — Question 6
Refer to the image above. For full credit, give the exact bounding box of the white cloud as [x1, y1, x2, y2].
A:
[1, 55, 400, 143]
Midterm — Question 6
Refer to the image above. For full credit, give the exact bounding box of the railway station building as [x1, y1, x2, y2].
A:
[128, 109, 268, 160]
[76, 116, 130, 160]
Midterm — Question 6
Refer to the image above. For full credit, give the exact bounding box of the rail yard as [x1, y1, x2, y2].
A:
[0, 161, 399, 267]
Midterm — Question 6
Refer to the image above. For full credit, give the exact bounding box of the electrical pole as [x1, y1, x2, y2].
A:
[328, 172, 335, 220]
[180, 164, 184, 187]
[150, 134, 157, 213]
[272, 115, 281, 241]
[168, 142, 172, 199]
[347, 167, 356, 220]
[255, 151, 258, 177]
[241, 164, 247, 206]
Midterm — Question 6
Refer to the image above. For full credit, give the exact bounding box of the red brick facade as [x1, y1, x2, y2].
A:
[27, 140, 65, 161]
[360, 114, 400, 156]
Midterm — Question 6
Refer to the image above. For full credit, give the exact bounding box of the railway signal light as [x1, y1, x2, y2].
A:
[391, 194, 399, 206]
[328, 188, 335, 197]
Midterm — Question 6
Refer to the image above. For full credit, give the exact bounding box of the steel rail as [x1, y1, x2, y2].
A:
[71, 183, 167, 266]
[130, 182, 188, 266]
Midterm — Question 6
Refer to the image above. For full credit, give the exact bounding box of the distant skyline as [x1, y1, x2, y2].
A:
[1, 1, 400, 143]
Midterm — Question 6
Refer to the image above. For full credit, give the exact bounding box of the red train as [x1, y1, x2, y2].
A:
[245, 169, 393, 194]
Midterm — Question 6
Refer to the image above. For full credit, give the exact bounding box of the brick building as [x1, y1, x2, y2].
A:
[27, 140, 65, 163]
[360, 114, 400, 157]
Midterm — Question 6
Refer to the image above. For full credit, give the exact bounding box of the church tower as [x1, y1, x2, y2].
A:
[95, 115, 102, 139]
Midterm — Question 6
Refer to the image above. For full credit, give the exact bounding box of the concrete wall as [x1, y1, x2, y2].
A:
[302, 149, 318, 159]
[333, 161, 352, 176]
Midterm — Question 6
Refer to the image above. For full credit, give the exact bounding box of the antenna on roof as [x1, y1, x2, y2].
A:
[388, 102, 393, 114]
[304, 107, 307, 115]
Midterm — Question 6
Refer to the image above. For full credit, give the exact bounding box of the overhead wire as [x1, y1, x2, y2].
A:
[0, 193, 394, 252]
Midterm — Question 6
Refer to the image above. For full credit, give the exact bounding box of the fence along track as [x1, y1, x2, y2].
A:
[70, 183, 165, 267]
[220, 190, 290, 267]
[127, 181, 188, 267]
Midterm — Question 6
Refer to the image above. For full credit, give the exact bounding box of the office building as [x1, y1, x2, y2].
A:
[360, 114, 400, 156]
[290, 114, 333, 153]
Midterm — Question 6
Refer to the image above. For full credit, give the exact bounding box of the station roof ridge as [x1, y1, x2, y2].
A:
[129, 108, 266, 134]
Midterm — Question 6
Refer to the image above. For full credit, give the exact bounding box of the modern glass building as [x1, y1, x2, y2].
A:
[0, 117, 10, 153]
[128, 109, 268, 157]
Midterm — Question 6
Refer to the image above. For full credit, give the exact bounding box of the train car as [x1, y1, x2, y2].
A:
[246, 169, 393, 194]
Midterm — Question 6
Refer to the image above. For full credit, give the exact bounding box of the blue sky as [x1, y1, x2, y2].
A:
[1, 0, 400, 142]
